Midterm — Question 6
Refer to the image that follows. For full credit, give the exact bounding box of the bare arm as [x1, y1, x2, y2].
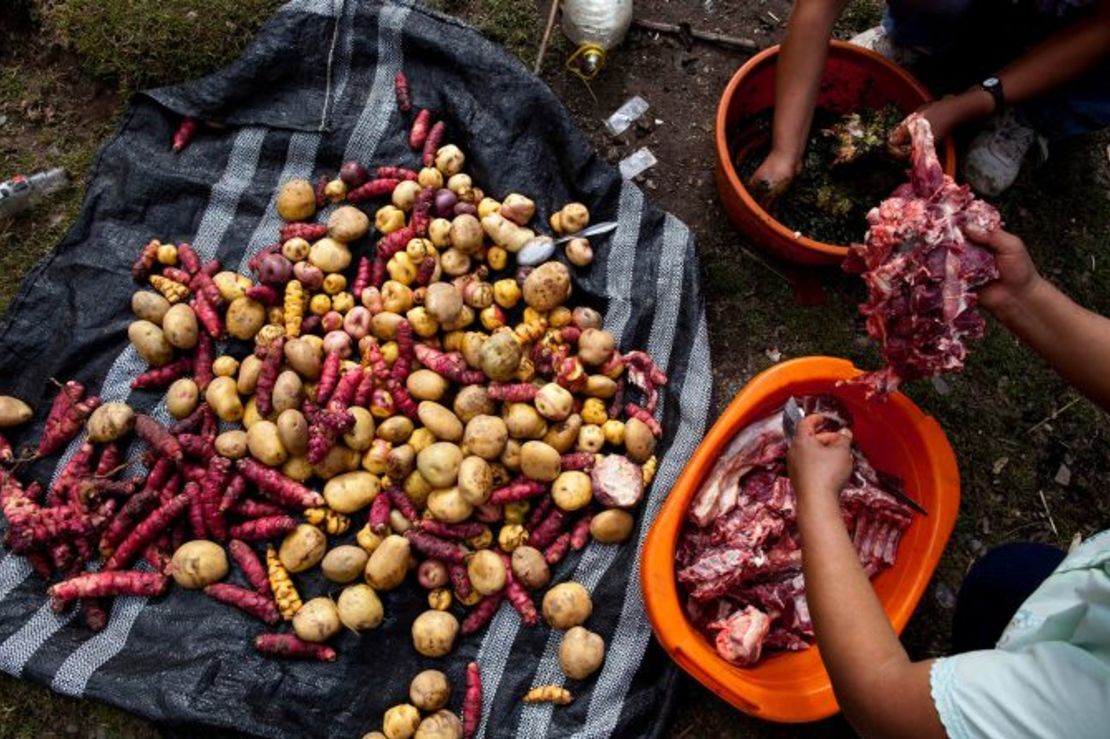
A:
[916, 0, 1110, 139]
[788, 416, 946, 739]
[974, 228, 1110, 411]
[749, 0, 849, 195]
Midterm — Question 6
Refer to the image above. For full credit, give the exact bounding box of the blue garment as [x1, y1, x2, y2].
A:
[930, 531, 1110, 739]
[882, 0, 1110, 139]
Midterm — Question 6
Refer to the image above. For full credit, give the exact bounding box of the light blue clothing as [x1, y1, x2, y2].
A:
[930, 529, 1110, 739]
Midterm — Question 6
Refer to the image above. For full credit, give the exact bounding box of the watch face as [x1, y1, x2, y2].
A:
[983, 77, 1000, 89]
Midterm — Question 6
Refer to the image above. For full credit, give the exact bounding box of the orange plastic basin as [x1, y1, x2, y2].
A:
[641, 356, 959, 723]
[715, 42, 958, 265]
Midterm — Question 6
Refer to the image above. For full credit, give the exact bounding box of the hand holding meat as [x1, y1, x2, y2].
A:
[787, 414, 853, 506]
[968, 227, 1042, 318]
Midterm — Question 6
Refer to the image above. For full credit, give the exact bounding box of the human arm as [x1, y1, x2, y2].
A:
[788, 415, 945, 738]
[907, 0, 1110, 140]
[972, 227, 1110, 412]
[749, 0, 850, 197]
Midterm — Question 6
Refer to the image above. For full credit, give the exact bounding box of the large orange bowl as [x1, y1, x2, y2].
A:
[641, 356, 959, 722]
[715, 42, 958, 265]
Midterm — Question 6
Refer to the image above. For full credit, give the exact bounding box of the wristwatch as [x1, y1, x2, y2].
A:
[977, 76, 1005, 112]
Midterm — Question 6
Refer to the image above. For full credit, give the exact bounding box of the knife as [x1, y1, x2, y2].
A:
[782, 396, 927, 515]
[782, 396, 803, 446]
[554, 221, 619, 245]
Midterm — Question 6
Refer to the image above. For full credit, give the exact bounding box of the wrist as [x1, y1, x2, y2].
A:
[958, 88, 997, 122]
[989, 274, 1050, 325]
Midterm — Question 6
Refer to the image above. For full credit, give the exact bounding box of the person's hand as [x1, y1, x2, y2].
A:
[889, 90, 996, 155]
[787, 414, 854, 508]
[748, 149, 800, 206]
[967, 226, 1044, 317]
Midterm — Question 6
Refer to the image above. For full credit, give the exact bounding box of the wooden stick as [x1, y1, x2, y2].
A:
[534, 0, 561, 75]
[632, 18, 760, 52]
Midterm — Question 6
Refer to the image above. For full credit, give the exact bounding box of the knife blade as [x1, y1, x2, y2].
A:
[782, 396, 803, 446]
[554, 221, 619, 245]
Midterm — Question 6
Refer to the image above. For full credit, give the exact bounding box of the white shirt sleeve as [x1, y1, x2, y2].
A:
[930, 643, 1110, 739]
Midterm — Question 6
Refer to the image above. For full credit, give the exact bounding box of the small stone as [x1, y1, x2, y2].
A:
[931, 376, 951, 395]
[765, 347, 782, 362]
[934, 582, 956, 610]
[992, 457, 1009, 476]
[517, 236, 556, 266]
[1054, 463, 1071, 486]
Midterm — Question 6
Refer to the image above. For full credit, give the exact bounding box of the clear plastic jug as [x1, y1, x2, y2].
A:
[562, 0, 633, 80]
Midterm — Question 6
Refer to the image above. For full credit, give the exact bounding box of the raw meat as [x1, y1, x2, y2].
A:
[843, 114, 1002, 397]
[678, 396, 916, 666]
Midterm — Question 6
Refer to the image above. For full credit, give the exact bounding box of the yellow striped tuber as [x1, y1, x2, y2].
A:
[266, 544, 303, 621]
[284, 280, 304, 337]
[522, 685, 574, 705]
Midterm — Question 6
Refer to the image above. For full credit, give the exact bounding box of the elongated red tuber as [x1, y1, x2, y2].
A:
[245, 284, 281, 305]
[103, 493, 189, 570]
[49, 571, 168, 609]
[201, 455, 231, 541]
[131, 240, 160, 281]
[347, 178, 400, 203]
[50, 441, 95, 504]
[461, 592, 503, 635]
[369, 492, 391, 535]
[228, 539, 271, 596]
[218, 472, 248, 513]
[94, 443, 122, 477]
[410, 109, 431, 150]
[624, 403, 662, 437]
[394, 73, 412, 113]
[417, 519, 485, 541]
[501, 556, 538, 626]
[134, 414, 183, 463]
[228, 515, 298, 541]
[525, 495, 555, 532]
[0, 434, 11, 464]
[559, 452, 595, 472]
[413, 344, 485, 385]
[423, 121, 446, 167]
[487, 383, 538, 402]
[404, 529, 466, 563]
[489, 479, 547, 506]
[39, 382, 99, 457]
[463, 662, 482, 739]
[570, 513, 593, 550]
[172, 117, 198, 153]
[529, 508, 568, 549]
[351, 256, 372, 300]
[229, 497, 284, 519]
[204, 583, 280, 624]
[450, 562, 472, 600]
[315, 350, 341, 405]
[254, 633, 336, 661]
[377, 166, 418, 181]
[386, 487, 418, 522]
[544, 531, 571, 565]
[279, 222, 328, 243]
[239, 461, 324, 509]
[255, 337, 286, 417]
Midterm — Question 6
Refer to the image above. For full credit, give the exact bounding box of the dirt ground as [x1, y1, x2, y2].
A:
[2, 0, 1109, 737]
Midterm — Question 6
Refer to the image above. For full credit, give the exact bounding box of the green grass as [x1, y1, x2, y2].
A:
[427, 0, 562, 67]
[0, 676, 157, 739]
[32, 0, 284, 94]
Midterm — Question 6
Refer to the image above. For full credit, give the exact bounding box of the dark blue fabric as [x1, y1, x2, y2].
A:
[951, 542, 1067, 653]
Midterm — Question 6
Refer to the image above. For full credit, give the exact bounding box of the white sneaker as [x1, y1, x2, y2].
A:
[849, 25, 923, 67]
[963, 110, 1042, 196]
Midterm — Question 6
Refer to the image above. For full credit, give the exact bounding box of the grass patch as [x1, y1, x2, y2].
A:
[33, 0, 284, 93]
[428, 0, 559, 66]
[0, 675, 157, 739]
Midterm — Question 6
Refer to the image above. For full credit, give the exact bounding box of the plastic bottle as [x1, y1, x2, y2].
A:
[562, 0, 634, 80]
[0, 168, 70, 220]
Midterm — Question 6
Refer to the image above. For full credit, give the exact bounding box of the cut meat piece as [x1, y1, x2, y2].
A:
[708, 606, 772, 667]
[678, 395, 918, 666]
[687, 412, 786, 526]
[843, 114, 1002, 397]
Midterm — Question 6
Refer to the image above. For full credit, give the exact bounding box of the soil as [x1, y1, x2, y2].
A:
[734, 107, 907, 245]
[1, 1, 1110, 738]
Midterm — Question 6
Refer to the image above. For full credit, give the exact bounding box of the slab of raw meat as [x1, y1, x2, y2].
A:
[843, 113, 1002, 397]
[708, 606, 772, 667]
[678, 396, 917, 666]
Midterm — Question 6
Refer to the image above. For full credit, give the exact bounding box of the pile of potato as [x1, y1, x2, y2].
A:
[119, 124, 666, 733]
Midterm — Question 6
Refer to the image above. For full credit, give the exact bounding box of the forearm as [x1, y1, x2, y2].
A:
[991, 277, 1110, 411]
[999, 7, 1110, 105]
[798, 490, 943, 737]
[771, 0, 847, 163]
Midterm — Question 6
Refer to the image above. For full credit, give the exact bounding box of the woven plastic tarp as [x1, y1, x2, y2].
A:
[0, 1, 713, 736]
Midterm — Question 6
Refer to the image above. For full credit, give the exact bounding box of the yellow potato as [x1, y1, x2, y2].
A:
[271, 370, 304, 415]
[205, 377, 243, 422]
[416, 442, 463, 488]
[426, 487, 473, 524]
[276, 409, 309, 457]
[542, 582, 592, 629]
[169, 540, 228, 589]
[417, 402, 463, 442]
[365, 535, 411, 591]
[323, 470, 381, 513]
[342, 407, 376, 451]
[225, 297, 267, 341]
[411, 610, 459, 657]
[128, 320, 173, 367]
[322, 545, 369, 583]
[279, 524, 326, 573]
[590, 509, 635, 544]
[131, 291, 171, 325]
[466, 549, 506, 595]
[161, 303, 198, 350]
[519, 441, 561, 483]
[552, 470, 592, 511]
[214, 430, 249, 459]
[337, 583, 383, 630]
[247, 420, 287, 466]
[85, 402, 135, 442]
[293, 597, 340, 642]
